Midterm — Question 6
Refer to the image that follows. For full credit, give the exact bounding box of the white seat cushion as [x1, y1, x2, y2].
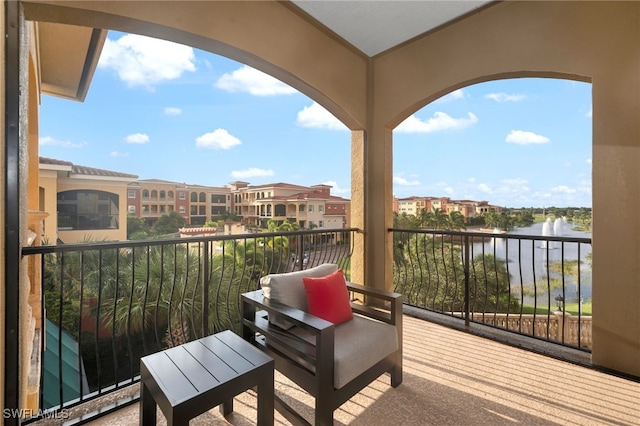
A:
[290, 314, 399, 389]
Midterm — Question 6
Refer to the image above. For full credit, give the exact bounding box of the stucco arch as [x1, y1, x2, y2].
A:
[361, 0, 639, 376]
[23, 0, 368, 130]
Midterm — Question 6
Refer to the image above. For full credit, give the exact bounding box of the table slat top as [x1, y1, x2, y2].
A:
[141, 330, 272, 406]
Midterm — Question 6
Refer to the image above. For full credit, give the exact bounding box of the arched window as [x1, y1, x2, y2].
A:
[57, 190, 120, 230]
[159, 190, 166, 199]
[199, 192, 206, 202]
[142, 190, 149, 198]
[167, 191, 174, 199]
[191, 192, 198, 202]
[151, 190, 158, 198]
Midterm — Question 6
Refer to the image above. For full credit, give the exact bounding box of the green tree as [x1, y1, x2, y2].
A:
[153, 211, 187, 236]
[447, 211, 466, 230]
[425, 207, 449, 230]
[393, 232, 519, 313]
[127, 215, 150, 240]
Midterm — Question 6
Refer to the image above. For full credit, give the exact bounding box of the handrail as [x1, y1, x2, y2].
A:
[389, 227, 592, 351]
[21, 228, 356, 421]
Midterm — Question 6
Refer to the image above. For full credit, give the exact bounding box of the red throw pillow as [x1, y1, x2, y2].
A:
[303, 269, 353, 325]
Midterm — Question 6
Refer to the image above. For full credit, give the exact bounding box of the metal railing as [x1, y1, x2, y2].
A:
[21, 228, 355, 420]
[390, 227, 592, 351]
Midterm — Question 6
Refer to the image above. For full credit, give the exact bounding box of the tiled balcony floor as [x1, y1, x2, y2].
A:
[71, 314, 640, 425]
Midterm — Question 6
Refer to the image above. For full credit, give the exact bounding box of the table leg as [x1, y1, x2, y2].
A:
[139, 381, 157, 426]
[219, 398, 233, 416]
[257, 367, 274, 426]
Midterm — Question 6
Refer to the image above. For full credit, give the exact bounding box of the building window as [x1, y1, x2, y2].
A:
[159, 190, 166, 199]
[128, 190, 136, 198]
[319, 205, 324, 212]
[319, 220, 324, 228]
[179, 206, 186, 213]
[142, 190, 149, 199]
[128, 205, 136, 214]
[191, 192, 198, 202]
[168, 191, 174, 199]
[211, 194, 226, 203]
[308, 205, 314, 212]
[199, 192, 206, 202]
[179, 192, 186, 200]
[57, 190, 120, 230]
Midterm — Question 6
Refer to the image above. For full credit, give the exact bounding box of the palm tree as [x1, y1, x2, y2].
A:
[447, 211, 466, 230]
[427, 207, 449, 230]
[483, 211, 499, 229]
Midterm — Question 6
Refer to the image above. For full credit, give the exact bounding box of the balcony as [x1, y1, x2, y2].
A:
[20, 229, 639, 425]
[27, 316, 639, 425]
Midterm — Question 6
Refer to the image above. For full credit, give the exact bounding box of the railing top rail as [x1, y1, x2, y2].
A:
[388, 227, 591, 244]
[22, 227, 360, 256]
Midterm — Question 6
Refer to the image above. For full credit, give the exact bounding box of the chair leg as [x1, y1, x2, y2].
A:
[391, 364, 403, 387]
[315, 394, 333, 426]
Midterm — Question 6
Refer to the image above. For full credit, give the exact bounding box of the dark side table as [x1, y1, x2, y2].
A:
[140, 330, 274, 425]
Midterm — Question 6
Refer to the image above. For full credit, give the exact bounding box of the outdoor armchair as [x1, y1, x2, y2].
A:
[241, 264, 402, 426]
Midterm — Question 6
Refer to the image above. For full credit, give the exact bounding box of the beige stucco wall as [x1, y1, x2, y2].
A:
[370, 1, 640, 376]
[13, 0, 640, 379]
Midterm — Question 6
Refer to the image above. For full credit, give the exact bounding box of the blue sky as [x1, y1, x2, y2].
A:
[39, 32, 592, 208]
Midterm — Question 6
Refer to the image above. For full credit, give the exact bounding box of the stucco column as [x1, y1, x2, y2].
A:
[350, 124, 394, 293]
[591, 72, 640, 376]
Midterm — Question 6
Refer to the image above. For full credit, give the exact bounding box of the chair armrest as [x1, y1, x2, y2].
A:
[346, 282, 403, 327]
[242, 290, 335, 374]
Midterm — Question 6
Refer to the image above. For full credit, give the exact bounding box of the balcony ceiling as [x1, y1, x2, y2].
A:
[291, 0, 493, 56]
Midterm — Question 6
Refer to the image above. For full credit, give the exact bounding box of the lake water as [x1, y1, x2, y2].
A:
[472, 220, 592, 307]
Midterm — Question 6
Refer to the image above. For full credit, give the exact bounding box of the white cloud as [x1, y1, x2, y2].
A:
[551, 185, 577, 194]
[98, 34, 196, 88]
[497, 178, 530, 194]
[39, 136, 85, 148]
[393, 176, 421, 186]
[478, 183, 492, 193]
[125, 133, 150, 144]
[505, 130, 550, 145]
[164, 107, 182, 116]
[296, 102, 348, 130]
[109, 151, 129, 158]
[485, 92, 526, 102]
[231, 168, 274, 179]
[395, 112, 478, 133]
[215, 65, 297, 96]
[468, 177, 476, 183]
[322, 180, 350, 195]
[433, 181, 454, 195]
[196, 129, 241, 150]
[586, 158, 592, 164]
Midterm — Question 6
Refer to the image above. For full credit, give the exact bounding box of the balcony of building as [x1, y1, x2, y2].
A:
[30, 313, 638, 426]
[5, 2, 640, 425]
[19, 228, 639, 426]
